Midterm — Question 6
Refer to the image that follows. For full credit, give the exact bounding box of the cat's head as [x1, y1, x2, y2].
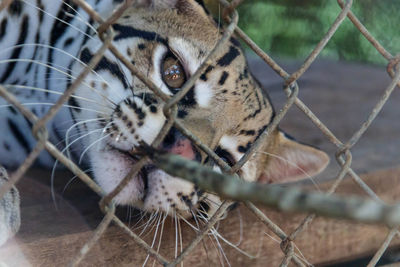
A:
[71, 0, 329, 217]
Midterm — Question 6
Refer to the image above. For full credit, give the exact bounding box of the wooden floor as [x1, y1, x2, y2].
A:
[1, 58, 400, 266]
[1, 168, 400, 266]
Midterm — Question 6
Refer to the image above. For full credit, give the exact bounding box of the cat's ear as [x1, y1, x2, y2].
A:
[257, 131, 329, 184]
[134, 0, 210, 17]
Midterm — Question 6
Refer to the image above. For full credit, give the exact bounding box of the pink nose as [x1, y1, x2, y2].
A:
[167, 138, 196, 160]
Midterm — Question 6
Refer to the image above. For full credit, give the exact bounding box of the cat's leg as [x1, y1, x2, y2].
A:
[0, 166, 20, 246]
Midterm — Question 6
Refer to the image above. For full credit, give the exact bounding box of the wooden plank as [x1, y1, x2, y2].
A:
[1, 167, 400, 266]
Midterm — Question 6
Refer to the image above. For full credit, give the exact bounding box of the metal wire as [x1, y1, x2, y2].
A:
[0, 0, 399, 266]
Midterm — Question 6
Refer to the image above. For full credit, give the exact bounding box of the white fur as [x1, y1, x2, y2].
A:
[90, 148, 144, 205]
[109, 96, 166, 151]
[144, 170, 196, 214]
[195, 82, 214, 107]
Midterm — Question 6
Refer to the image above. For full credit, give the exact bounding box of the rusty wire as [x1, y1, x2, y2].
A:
[0, 0, 399, 266]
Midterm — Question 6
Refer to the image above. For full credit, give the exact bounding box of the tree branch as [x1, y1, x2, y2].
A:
[148, 150, 400, 228]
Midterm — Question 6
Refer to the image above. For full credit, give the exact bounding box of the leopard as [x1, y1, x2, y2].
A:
[0, 0, 329, 246]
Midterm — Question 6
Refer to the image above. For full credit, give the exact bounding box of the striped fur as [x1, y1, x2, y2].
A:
[0, 0, 329, 247]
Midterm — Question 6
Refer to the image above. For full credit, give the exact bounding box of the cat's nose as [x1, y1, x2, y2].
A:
[161, 127, 201, 161]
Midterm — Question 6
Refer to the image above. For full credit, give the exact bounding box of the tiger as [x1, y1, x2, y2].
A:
[0, 0, 329, 246]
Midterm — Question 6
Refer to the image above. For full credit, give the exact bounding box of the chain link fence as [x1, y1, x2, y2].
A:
[0, 0, 399, 266]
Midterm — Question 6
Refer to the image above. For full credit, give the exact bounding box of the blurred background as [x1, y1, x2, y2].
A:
[202, 1, 400, 266]
[207, 0, 400, 65]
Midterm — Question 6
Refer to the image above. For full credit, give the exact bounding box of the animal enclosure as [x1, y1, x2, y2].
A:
[1, 0, 400, 266]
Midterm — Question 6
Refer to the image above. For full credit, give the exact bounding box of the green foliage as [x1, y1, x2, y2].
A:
[236, 1, 400, 64]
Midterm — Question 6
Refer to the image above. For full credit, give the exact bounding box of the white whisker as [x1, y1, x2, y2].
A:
[263, 231, 280, 244]
[131, 210, 148, 230]
[203, 197, 221, 207]
[62, 167, 92, 195]
[21, 0, 94, 40]
[135, 213, 153, 233]
[197, 210, 253, 259]
[216, 233, 230, 267]
[51, 128, 103, 209]
[235, 208, 243, 247]
[39, 76, 110, 86]
[190, 210, 201, 230]
[0, 58, 117, 106]
[174, 212, 178, 259]
[65, 118, 105, 159]
[208, 232, 225, 267]
[78, 132, 112, 164]
[142, 213, 162, 267]
[147, 210, 163, 236]
[152, 212, 168, 267]
[63, 5, 97, 34]
[293, 243, 312, 266]
[177, 214, 199, 232]
[178, 217, 183, 267]
[0, 43, 112, 86]
[211, 227, 256, 259]
[4, 84, 113, 109]
[256, 151, 321, 191]
[139, 210, 159, 236]
[0, 102, 109, 115]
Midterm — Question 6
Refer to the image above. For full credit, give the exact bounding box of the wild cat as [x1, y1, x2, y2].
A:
[0, 0, 328, 252]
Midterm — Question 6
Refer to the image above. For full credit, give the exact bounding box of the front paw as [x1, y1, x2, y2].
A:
[0, 167, 21, 246]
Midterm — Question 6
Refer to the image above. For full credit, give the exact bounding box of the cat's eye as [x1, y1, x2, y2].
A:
[162, 56, 186, 90]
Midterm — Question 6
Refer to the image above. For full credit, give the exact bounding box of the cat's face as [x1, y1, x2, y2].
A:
[71, 0, 329, 217]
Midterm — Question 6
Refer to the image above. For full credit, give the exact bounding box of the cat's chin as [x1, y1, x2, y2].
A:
[89, 146, 207, 217]
[90, 147, 146, 206]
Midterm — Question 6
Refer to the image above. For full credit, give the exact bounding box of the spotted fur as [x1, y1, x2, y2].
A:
[0, 0, 329, 245]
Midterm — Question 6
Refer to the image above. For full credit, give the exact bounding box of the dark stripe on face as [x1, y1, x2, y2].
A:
[25, 30, 41, 73]
[257, 125, 268, 138]
[0, 19, 8, 41]
[52, 122, 65, 149]
[239, 129, 256, 136]
[179, 86, 196, 106]
[218, 71, 229, 85]
[113, 24, 167, 45]
[230, 37, 241, 47]
[7, 119, 31, 155]
[80, 48, 129, 89]
[45, 2, 77, 96]
[8, 106, 17, 115]
[63, 37, 74, 48]
[22, 115, 33, 129]
[68, 92, 82, 113]
[244, 90, 263, 121]
[8, 0, 23, 16]
[238, 142, 251, 153]
[200, 66, 214, 81]
[0, 16, 28, 83]
[217, 46, 240, 67]
[177, 109, 188, 118]
[215, 147, 236, 167]
[37, 0, 44, 23]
